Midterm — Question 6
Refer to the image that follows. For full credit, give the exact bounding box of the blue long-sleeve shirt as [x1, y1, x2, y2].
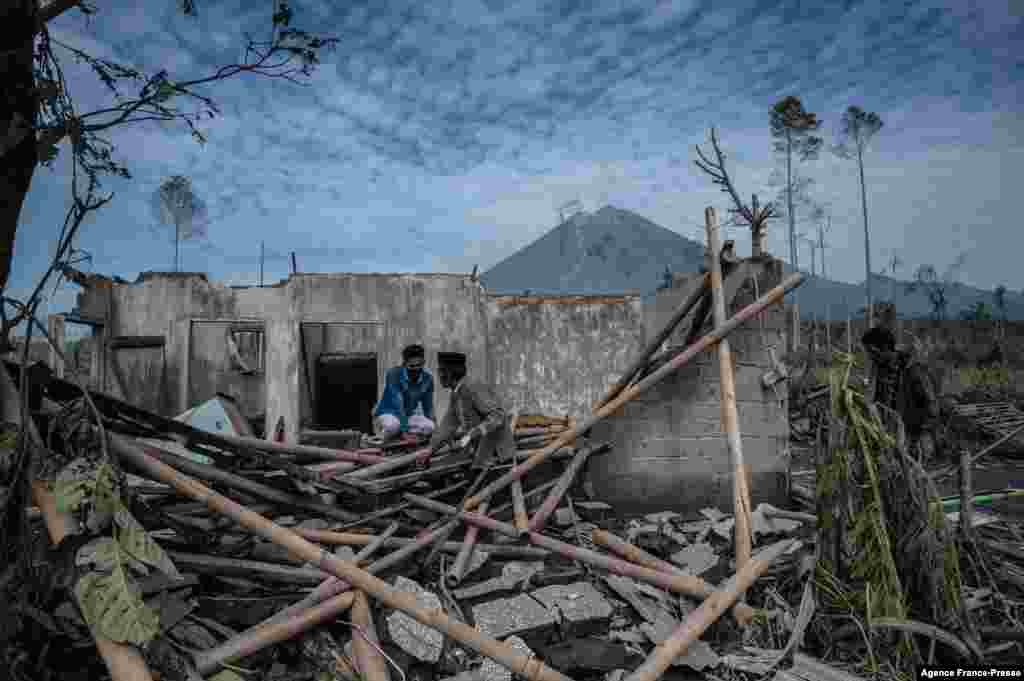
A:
[373, 366, 435, 431]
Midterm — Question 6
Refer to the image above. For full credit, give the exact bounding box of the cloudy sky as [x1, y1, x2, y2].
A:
[13, 0, 1023, 317]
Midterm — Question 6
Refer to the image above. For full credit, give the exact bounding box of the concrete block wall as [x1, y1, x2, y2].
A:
[586, 258, 790, 515]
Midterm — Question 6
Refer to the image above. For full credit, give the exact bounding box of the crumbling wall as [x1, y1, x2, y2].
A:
[587, 259, 790, 514]
[486, 295, 644, 420]
[72, 272, 252, 416]
[255, 273, 489, 441]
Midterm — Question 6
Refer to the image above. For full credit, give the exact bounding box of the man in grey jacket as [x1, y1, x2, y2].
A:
[430, 357, 515, 470]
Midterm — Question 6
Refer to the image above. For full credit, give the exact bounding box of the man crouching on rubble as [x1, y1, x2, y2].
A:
[372, 344, 435, 441]
[430, 357, 515, 471]
[862, 326, 940, 461]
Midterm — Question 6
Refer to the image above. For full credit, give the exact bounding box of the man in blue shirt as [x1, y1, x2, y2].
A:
[373, 344, 436, 440]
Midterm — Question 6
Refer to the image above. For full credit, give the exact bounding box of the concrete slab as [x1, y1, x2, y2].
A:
[477, 636, 534, 681]
[529, 582, 613, 631]
[471, 594, 557, 640]
[385, 576, 445, 663]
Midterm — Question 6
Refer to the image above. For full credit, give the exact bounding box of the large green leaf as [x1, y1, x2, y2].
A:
[53, 478, 93, 513]
[115, 512, 180, 578]
[74, 545, 160, 646]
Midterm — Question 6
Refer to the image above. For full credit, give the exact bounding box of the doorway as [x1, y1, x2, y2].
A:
[315, 352, 378, 432]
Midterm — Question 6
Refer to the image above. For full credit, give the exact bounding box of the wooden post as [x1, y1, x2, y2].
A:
[705, 207, 753, 575]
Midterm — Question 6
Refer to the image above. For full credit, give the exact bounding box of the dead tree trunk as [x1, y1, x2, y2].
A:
[0, 0, 39, 302]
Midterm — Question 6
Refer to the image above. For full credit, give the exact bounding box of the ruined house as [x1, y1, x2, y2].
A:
[51, 259, 788, 511]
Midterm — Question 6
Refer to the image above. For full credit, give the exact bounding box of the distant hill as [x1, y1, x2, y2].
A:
[480, 205, 1024, 321]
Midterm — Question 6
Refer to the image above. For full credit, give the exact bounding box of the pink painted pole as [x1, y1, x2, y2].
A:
[464, 271, 805, 510]
[447, 500, 489, 586]
[404, 493, 754, 620]
[623, 540, 794, 681]
[527, 443, 600, 532]
[110, 436, 572, 681]
[217, 432, 387, 464]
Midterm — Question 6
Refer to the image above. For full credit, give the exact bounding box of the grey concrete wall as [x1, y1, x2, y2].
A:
[189, 321, 267, 419]
[586, 258, 790, 515]
[74, 272, 488, 443]
[486, 295, 645, 421]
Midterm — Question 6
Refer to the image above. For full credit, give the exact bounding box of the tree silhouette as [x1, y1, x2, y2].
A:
[152, 175, 209, 272]
[834, 105, 884, 325]
[0, 0, 337, 347]
[904, 255, 966, 320]
[770, 96, 822, 279]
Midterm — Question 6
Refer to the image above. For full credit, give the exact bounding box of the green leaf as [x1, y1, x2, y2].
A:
[209, 671, 246, 681]
[116, 515, 177, 576]
[74, 551, 160, 646]
[153, 80, 177, 103]
[273, 2, 293, 26]
[54, 478, 93, 513]
[93, 463, 123, 515]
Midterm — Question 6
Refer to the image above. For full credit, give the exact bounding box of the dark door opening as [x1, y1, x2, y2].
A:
[315, 352, 378, 432]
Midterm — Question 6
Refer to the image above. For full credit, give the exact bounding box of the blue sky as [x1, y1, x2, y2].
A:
[13, 0, 1024, 319]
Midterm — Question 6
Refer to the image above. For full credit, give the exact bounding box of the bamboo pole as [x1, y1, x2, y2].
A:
[405, 493, 753, 607]
[511, 454, 529, 532]
[136, 440, 365, 524]
[216, 432, 387, 465]
[280, 519, 460, 627]
[31, 482, 156, 681]
[527, 443, 602, 532]
[294, 528, 549, 559]
[109, 434, 573, 681]
[706, 207, 753, 574]
[492, 479, 559, 521]
[343, 447, 438, 480]
[591, 529, 754, 625]
[195, 591, 356, 674]
[623, 540, 794, 681]
[464, 271, 805, 510]
[448, 500, 489, 586]
[331, 480, 468, 531]
[594, 273, 710, 410]
[196, 521, 403, 672]
[351, 591, 391, 681]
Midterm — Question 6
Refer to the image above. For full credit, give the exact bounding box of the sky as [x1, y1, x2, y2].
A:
[12, 0, 1024, 321]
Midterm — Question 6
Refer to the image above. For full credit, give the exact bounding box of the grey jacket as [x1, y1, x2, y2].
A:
[431, 378, 515, 467]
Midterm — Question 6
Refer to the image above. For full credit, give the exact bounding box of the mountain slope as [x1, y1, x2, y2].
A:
[481, 205, 1024, 320]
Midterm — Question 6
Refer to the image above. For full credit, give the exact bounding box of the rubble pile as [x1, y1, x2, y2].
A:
[0, 362, 829, 681]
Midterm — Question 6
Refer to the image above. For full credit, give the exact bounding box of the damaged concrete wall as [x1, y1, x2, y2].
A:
[73, 272, 490, 443]
[486, 295, 644, 420]
[283, 274, 489, 436]
[586, 258, 790, 514]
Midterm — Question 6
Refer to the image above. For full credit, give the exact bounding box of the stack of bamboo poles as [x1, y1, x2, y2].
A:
[512, 414, 575, 451]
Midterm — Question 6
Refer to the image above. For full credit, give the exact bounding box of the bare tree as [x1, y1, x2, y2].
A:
[834, 105, 884, 325]
[882, 253, 903, 306]
[0, 0, 338, 346]
[807, 202, 836, 284]
[693, 127, 778, 257]
[904, 254, 966, 320]
[152, 175, 209, 272]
